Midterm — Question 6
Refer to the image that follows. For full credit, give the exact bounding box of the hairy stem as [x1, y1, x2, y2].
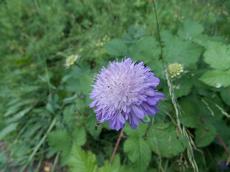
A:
[110, 128, 124, 163]
[152, 1, 199, 171]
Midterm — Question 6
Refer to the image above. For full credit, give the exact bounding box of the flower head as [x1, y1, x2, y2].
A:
[167, 63, 184, 78]
[90, 58, 164, 130]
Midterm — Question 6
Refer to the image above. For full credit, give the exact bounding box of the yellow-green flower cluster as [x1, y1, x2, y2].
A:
[95, 35, 110, 47]
[167, 63, 184, 78]
[65, 54, 80, 68]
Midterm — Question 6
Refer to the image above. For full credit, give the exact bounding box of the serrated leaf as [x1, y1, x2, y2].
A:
[124, 137, 151, 171]
[86, 115, 102, 139]
[178, 20, 204, 40]
[129, 36, 160, 62]
[63, 104, 76, 125]
[98, 156, 123, 172]
[195, 124, 216, 147]
[204, 42, 230, 70]
[48, 129, 72, 155]
[162, 31, 203, 67]
[200, 70, 230, 88]
[67, 145, 97, 172]
[124, 124, 147, 137]
[174, 76, 193, 98]
[72, 127, 86, 146]
[105, 39, 128, 56]
[147, 122, 187, 158]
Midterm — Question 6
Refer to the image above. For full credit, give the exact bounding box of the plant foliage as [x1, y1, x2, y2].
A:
[0, 0, 230, 172]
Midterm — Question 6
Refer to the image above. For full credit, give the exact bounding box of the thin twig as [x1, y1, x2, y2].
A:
[110, 128, 124, 163]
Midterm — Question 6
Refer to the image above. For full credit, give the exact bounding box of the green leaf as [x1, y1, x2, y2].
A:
[124, 124, 151, 171]
[66, 66, 93, 94]
[0, 123, 18, 140]
[5, 106, 33, 123]
[67, 145, 97, 172]
[98, 156, 123, 172]
[179, 97, 202, 128]
[4, 99, 34, 117]
[124, 124, 147, 137]
[204, 42, 230, 70]
[162, 31, 203, 67]
[147, 122, 187, 158]
[178, 20, 204, 40]
[195, 123, 216, 147]
[105, 39, 128, 56]
[124, 137, 151, 171]
[200, 70, 230, 88]
[174, 76, 193, 98]
[220, 87, 230, 105]
[86, 115, 102, 139]
[148, 61, 165, 79]
[48, 129, 72, 156]
[72, 127, 86, 146]
[129, 36, 160, 62]
[63, 104, 76, 125]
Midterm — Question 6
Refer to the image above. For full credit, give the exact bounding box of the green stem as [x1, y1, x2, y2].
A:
[152, 1, 199, 171]
[51, 153, 60, 172]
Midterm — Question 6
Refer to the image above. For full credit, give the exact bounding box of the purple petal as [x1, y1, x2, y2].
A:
[89, 57, 164, 130]
[132, 106, 145, 119]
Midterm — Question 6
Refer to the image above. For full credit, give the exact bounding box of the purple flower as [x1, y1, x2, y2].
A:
[90, 58, 164, 130]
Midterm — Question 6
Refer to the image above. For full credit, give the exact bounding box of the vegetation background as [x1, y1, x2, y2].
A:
[0, 0, 230, 171]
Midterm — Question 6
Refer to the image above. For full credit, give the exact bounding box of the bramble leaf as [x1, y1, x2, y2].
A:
[162, 31, 203, 67]
[67, 145, 97, 172]
[147, 122, 187, 157]
[124, 137, 151, 171]
[204, 42, 230, 70]
[195, 123, 216, 147]
[200, 70, 230, 88]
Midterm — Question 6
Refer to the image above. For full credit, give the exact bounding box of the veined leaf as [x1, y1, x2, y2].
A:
[98, 156, 123, 172]
[67, 145, 97, 172]
[162, 31, 203, 67]
[129, 36, 160, 62]
[204, 42, 230, 70]
[178, 20, 204, 40]
[124, 137, 151, 172]
[147, 122, 187, 158]
[72, 126, 86, 146]
[48, 129, 72, 156]
[195, 123, 216, 147]
[200, 70, 230, 88]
